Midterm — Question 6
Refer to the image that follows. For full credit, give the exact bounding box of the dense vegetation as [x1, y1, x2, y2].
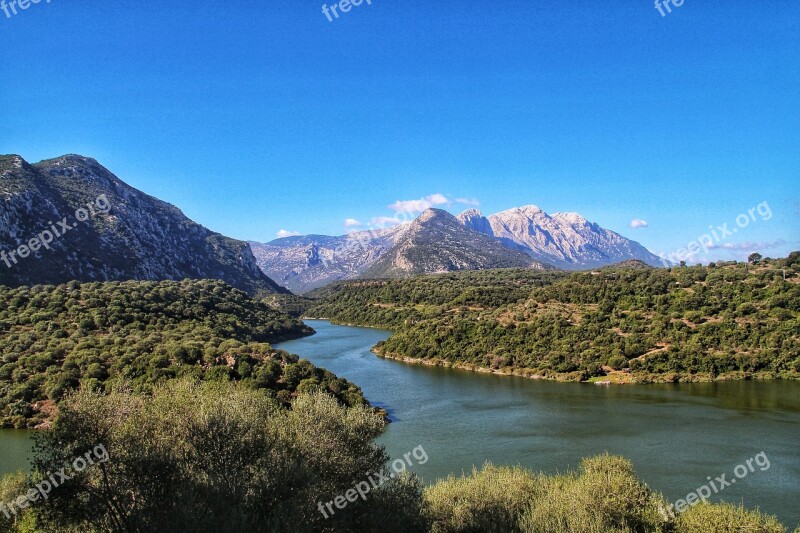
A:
[261, 293, 317, 318]
[1, 379, 792, 532]
[308, 254, 800, 383]
[0, 279, 366, 428]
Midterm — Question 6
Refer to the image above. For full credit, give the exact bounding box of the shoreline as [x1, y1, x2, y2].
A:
[301, 319, 798, 385]
[372, 348, 792, 385]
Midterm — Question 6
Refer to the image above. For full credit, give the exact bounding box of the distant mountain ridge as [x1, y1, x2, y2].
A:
[1, 153, 663, 294]
[254, 205, 663, 293]
[0, 154, 288, 294]
[457, 205, 664, 269]
[362, 208, 549, 278]
[250, 224, 410, 293]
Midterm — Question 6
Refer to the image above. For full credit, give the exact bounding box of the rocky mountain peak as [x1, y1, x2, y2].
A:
[516, 205, 544, 215]
[415, 208, 453, 224]
[458, 208, 483, 218]
[552, 212, 590, 226]
[1, 155, 289, 295]
[456, 208, 493, 235]
[472, 205, 663, 269]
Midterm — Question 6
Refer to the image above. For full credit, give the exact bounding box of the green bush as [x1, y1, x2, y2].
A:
[425, 464, 542, 532]
[22, 379, 421, 532]
[520, 454, 665, 532]
[675, 502, 786, 533]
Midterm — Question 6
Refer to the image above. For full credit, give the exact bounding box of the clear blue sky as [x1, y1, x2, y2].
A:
[2, 0, 798, 262]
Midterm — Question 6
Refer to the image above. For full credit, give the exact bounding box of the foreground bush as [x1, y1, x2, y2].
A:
[425, 464, 543, 532]
[519, 454, 663, 532]
[675, 502, 786, 533]
[5, 379, 424, 532]
[424, 456, 790, 533]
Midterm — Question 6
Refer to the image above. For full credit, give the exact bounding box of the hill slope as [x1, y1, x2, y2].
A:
[0, 154, 288, 295]
[362, 209, 549, 278]
[310, 254, 800, 383]
[0, 279, 369, 428]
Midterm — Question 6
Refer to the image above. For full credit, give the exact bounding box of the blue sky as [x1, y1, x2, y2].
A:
[1, 0, 798, 263]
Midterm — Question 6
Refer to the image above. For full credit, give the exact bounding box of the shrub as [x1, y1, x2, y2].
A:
[675, 502, 786, 533]
[425, 464, 542, 532]
[22, 379, 419, 532]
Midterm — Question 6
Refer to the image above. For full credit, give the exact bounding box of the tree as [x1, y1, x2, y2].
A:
[748, 252, 763, 264]
[25, 380, 425, 532]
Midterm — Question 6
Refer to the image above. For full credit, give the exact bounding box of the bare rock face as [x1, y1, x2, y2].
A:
[458, 205, 663, 270]
[362, 209, 548, 278]
[250, 225, 410, 293]
[0, 154, 288, 295]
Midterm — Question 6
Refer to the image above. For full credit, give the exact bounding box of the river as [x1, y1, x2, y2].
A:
[2, 319, 797, 527]
[276, 320, 800, 528]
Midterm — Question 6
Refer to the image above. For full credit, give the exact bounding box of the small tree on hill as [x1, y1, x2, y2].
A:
[748, 252, 762, 264]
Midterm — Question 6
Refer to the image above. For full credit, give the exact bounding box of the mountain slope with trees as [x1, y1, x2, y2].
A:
[309, 254, 800, 383]
[0, 279, 366, 428]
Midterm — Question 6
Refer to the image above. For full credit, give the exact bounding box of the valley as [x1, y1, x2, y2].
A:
[1, 154, 797, 531]
[4, 2, 798, 530]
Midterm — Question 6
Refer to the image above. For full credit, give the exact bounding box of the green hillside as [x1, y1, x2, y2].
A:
[0, 279, 365, 428]
[308, 254, 800, 383]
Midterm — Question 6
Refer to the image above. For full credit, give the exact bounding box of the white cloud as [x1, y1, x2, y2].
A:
[708, 239, 786, 251]
[343, 218, 362, 227]
[370, 216, 403, 227]
[388, 193, 450, 214]
[387, 193, 481, 214]
[276, 229, 301, 238]
[455, 197, 480, 206]
[629, 219, 648, 229]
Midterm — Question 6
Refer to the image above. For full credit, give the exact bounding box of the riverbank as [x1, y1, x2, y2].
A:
[315, 315, 798, 385]
[304, 260, 799, 385]
[371, 346, 792, 385]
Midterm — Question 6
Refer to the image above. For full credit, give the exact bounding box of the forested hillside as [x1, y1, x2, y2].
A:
[308, 254, 800, 383]
[0, 279, 365, 428]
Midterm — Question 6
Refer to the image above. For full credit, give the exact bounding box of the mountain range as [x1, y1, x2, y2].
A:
[2, 154, 664, 295]
[0, 155, 287, 294]
[253, 207, 663, 293]
[456, 206, 663, 270]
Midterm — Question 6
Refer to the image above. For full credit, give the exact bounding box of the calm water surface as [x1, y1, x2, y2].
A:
[277, 320, 800, 528]
[2, 320, 796, 527]
[0, 430, 34, 476]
